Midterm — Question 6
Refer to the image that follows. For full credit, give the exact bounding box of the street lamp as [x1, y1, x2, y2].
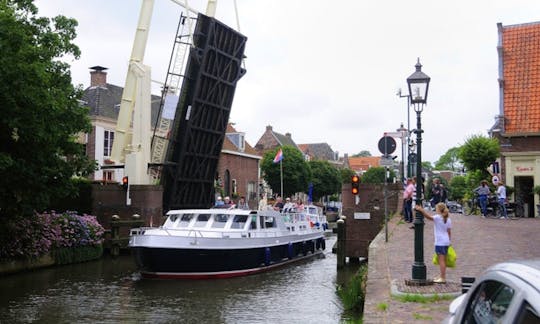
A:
[406, 58, 430, 283]
[397, 89, 411, 178]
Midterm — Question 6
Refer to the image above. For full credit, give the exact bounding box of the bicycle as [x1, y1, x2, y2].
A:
[464, 194, 499, 217]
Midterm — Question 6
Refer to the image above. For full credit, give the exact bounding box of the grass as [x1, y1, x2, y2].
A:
[395, 293, 455, 303]
[337, 264, 367, 312]
[413, 313, 433, 320]
[376, 302, 388, 311]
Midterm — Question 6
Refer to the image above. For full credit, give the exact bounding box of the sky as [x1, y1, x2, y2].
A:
[34, 0, 540, 163]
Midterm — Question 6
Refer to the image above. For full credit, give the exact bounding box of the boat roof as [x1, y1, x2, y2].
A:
[166, 208, 255, 216]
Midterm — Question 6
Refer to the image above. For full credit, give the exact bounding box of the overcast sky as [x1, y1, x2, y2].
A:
[35, 0, 540, 163]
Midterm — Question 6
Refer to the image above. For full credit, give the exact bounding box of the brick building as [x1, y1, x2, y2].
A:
[491, 21, 540, 217]
[217, 124, 261, 209]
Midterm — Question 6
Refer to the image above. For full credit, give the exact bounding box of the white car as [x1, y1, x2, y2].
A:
[445, 259, 540, 323]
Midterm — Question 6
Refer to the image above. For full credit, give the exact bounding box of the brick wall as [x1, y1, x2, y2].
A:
[217, 153, 259, 208]
[91, 184, 163, 230]
[342, 182, 401, 258]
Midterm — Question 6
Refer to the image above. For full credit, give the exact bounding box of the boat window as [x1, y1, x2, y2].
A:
[194, 214, 210, 227]
[231, 215, 248, 229]
[169, 214, 179, 222]
[178, 214, 194, 228]
[250, 215, 257, 229]
[264, 216, 276, 228]
[212, 214, 229, 228]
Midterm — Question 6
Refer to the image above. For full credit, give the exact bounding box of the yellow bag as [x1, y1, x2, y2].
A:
[432, 245, 457, 268]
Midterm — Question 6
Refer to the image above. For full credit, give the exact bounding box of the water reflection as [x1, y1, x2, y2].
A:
[0, 234, 362, 323]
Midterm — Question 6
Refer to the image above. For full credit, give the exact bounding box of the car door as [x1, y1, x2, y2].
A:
[461, 279, 515, 323]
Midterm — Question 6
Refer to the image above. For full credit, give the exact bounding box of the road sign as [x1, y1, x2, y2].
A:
[378, 136, 396, 155]
[380, 157, 394, 166]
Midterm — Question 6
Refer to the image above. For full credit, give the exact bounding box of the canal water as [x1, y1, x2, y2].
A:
[0, 234, 362, 323]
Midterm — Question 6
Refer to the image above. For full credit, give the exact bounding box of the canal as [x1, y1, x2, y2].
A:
[0, 234, 362, 323]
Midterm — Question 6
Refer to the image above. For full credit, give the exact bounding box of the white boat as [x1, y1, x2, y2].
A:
[129, 205, 328, 279]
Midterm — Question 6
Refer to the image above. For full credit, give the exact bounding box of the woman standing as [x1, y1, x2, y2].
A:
[415, 202, 452, 283]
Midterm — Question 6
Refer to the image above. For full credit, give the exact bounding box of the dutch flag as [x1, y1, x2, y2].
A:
[273, 148, 283, 163]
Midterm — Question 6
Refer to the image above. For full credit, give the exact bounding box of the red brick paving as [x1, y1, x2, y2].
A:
[363, 212, 540, 323]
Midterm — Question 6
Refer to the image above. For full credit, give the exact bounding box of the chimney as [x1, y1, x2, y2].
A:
[266, 125, 273, 131]
[285, 132, 291, 138]
[89, 66, 108, 87]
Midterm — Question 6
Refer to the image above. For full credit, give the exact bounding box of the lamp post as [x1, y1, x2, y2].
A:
[397, 90, 411, 178]
[406, 58, 430, 283]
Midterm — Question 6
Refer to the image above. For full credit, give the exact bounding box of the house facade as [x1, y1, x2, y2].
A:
[216, 124, 262, 209]
[492, 21, 540, 217]
[81, 66, 161, 183]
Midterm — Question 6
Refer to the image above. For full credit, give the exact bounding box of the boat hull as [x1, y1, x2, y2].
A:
[131, 238, 326, 279]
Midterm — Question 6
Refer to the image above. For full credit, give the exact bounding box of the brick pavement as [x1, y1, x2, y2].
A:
[363, 212, 540, 323]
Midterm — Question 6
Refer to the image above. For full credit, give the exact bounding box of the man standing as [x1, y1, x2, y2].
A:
[403, 178, 415, 223]
[497, 182, 508, 219]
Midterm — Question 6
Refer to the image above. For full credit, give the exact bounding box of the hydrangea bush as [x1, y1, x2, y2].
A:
[0, 211, 105, 261]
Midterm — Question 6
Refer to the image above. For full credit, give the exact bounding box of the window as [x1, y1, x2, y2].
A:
[226, 132, 245, 151]
[102, 171, 114, 182]
[515, 301, 540, 323]
[231, 215, 248, 229]
[194, 214, 210, 227]
[464, 280, 515, 323]
[212, 214, 229, 228]
[104, 130, 114, 157]
[179, 214, 194, 228]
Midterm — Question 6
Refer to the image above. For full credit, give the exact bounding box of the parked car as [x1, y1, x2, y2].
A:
[446, 201, 463, 214]
[445, 259, 540, 323]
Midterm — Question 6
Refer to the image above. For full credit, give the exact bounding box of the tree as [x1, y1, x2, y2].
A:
[308, 160, 341, 201]
[340, 168, 356, 184]
[352, 150, 371, 157]
[458, 135, 499, 177]
[0, 1, 96, 218]
[434, 147, 462, 171]
[361, 167, 396, 184]
[449, 175, 467, 201]
[260, 146, 311, 197]
[422, 161, 433, 171]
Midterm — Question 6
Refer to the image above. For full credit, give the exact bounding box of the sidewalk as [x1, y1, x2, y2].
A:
[363, 212, 540, 323]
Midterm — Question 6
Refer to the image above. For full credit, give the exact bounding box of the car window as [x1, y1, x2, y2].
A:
[515, 301, 540, 324]
[463, 280, 515, 323]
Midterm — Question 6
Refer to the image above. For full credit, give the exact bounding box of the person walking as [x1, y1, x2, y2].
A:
[403, 178, 415, 223]
[474, 180, 491, 217]
[430, 178, 443, 209]
[497, 182, 508, 219]
[415, 202, 452, 283]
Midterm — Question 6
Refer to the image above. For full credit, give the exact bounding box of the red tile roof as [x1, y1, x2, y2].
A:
[348, 156, 381, 173]
[502, 22, 540, 134]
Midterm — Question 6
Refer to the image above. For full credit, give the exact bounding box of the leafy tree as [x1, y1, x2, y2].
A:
[449, 175, 467, 201]
[352, 150, 371, 157]
[361, 167, 396, 184]
[458, 135, 499, 177]
[0, 1, 96, 218]
[308, 160, 341, 201]
[421, 161, 433, 171]
[340, 168, 356, 184]
[434, 147, 462, 171]
[260, 146, 311, 197]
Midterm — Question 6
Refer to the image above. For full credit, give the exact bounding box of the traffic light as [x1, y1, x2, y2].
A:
[351, 175, 360, 195]
[122, 176, 129, 189]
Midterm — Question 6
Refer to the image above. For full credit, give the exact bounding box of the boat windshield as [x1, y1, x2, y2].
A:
[212, 214, 229, 228]
[178, 214, 194, 228]
[195, 214, 210, 227]
[231, 215, 248, 229]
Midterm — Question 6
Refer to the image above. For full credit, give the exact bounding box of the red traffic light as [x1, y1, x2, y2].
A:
[351, 175, 360, 195]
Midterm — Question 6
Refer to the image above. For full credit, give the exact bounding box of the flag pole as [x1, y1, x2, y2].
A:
[280, 158, 283, 197]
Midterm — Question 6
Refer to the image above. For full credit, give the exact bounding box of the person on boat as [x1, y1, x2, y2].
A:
[296, 199, 305, 213]
[273, 196, 284, 212]
[237, 196, 249, 210]
[215, 196, 224, 207]
[283, 197, 295, 212]
[223, 196, 233, 208]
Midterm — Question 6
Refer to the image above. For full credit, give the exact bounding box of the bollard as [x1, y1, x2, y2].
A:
[337, 219, 346, 268]
[111, 215, 120, 257]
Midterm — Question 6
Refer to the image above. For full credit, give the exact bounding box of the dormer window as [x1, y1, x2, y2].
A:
[226, 132, 245, 151]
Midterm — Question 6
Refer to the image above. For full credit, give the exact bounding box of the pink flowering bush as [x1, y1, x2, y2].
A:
[0, 211, 104, 261]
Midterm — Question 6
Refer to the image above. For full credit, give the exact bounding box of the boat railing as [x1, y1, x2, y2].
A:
[130, 225, 291, 239]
